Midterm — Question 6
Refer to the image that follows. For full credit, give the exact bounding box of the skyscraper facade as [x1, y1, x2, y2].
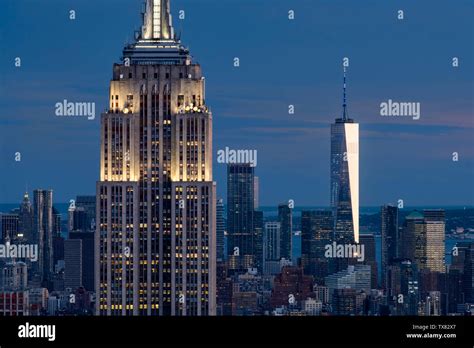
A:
[33, 189, 54, 285]
[359, 234, 378, 289]
[264, 221, 281, 262]
[96, 0, 216, 316]
[2, 261, 27, 290]
[386, 259, 419, 315]
[19, 192, 33, 241]
[216, 198, 225, 262]
[69, 195, 96, 234]
[330, 69, 359, 244]
[422, 210, 446, 273]
[76, 196, 96, 230]
[400, 210, 424, 261]
[381, 205, 398, 287]
[253, 176, 259, 209]
[301, 210, 333, 282]
[70, 231, 95, 292]
[227, 164, 255, 273]
[0, 213, 19, 243]
[52, 207, 61, 238]
[464, 243, 474, 302]
[64, 239, 82, 290]
[401, 210, 445, 274]
[253, 210, 264, 273]
[278, 203, 293, 261]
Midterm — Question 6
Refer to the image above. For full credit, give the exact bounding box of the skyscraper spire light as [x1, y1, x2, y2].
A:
[123, 0, 189, 65]
[141, 0, 174, 41]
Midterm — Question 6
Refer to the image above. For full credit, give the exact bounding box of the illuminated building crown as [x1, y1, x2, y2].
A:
[122, 0, 191, 65]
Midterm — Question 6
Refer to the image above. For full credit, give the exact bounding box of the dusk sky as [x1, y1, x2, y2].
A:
[1, 0, 473, 206]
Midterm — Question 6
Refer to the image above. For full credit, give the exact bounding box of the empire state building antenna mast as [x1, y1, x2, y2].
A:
[141, 0, 174, 40]
[123, 0, 189, 65]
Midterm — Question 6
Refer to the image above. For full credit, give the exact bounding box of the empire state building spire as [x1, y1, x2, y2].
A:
[123, 0, 188, 65]
[141, 0, 175, 40]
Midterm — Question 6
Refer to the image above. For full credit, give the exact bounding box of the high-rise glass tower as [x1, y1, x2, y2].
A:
[263, 221, 281, 263]
[33, 189, 54, 286]
[0, 213, 19, 243]
[400, 210, 424, 261]
[359, 234, 377, 289]
[96, 0, 216, 316]
[227, 164, 255, 274]
[278, 203, 293, 261]
[253, 210, 264, 273]
[330, 68, 359, 244]
[216, 198, 225, 262]
[381, 204, 398, 287]
[422, 209, 446, 273]
[301, 210, 333, 282]
[464, 243, 474, 302]
[401, 210, 445, 274]
[19, 192, 33, 242]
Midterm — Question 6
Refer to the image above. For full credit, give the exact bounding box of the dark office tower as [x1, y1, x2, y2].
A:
[386, 260, 419, 315]
[216, 262, 232, 316]
[0, 213, 19, 243]
[330, 68, 359, 244]
[447, 269, 464, 314]
[53, 236, 64, 269]
[264, 222, 281, 261]
[401, 262, 420, 316]
[332, 288, 357, 316]
[253, 210, 264, 274]
[451, 242, 470, 272]
[2, 261, 27, 290]
[64, 239, 82, 290]
[76, 196, 96, 230]
[96, 0, 216, 316]
[52, 207, 61, 238]
[70, 196, 97, 234]
[359, 234, 377, 289]
[70, 231, 95, 291]
[301, 210, 332, 282]
[33, 189, 54, 285]
[278, 203, 293, 261]
[227, 164, 255, 274]
[51, 207, 63, 270]
[216, 198, 225, 262]
[19, 192, 33, 241]
[399, 211, 424, 262]
[464, 243, 474, 302]
[69, 208, 86, 234]
[381, 205, 398, 287]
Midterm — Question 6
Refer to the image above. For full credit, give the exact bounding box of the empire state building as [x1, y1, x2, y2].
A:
[96, 0, 216, 316]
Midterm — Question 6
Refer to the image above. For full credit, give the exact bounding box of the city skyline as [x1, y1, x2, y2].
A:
[1, 2, 474, 345]
[1, 0, 473, 206]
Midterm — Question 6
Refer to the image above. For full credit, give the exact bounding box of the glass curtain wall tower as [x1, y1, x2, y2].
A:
[330, 68, 359, 244]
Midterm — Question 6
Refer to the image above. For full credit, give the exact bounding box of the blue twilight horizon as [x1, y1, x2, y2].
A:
[0, 0, 473, 206]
